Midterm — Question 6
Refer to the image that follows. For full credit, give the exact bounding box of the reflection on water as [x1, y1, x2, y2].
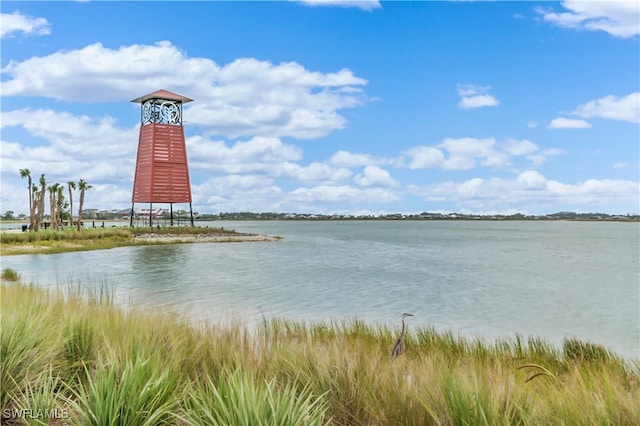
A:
[3, 220, 639, 359]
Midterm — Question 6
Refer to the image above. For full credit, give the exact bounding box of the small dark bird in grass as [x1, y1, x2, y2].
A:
[392, 313, 414, 356]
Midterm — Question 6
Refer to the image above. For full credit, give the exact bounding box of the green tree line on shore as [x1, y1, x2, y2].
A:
[18, 169, 92, 231]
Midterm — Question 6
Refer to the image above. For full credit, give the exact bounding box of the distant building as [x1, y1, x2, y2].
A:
[134, 207, 164, 220]
[82, 209, 99, 219]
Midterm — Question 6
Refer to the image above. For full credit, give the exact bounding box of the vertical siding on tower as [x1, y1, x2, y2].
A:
[131, 123, 192, 203]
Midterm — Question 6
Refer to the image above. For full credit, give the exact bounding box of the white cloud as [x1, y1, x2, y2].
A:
[294, 0, 381, 11]
[0, 105, 374, 214]
[193, 175, 284, 212]
[0, 105, 568, 215]
[279, 162, 353, 183]
[528, 148, 566, 167]
[187, 136, 352, 184]
[289, 185, 399, 204]
[439, 137, 506, 170]
[572, 92, 640, 123]
[329, 150, 393, 168]
[0, 41, 368, 139]
[410, 171, 639, 212]
[548, 117, 592, 129]
[354, 166, 398, 187]
[405, 137, 504, 171]
[330, 150, 375, 167]
[404, 137, 559, 171]
[546, 92, 637, 131]
[537, 1, 640, 38]
[404, 146, 445, 170]
[0, 11, 50, 38]
[1, 109, 138, 183]
[459, 94, 500, 110]
[457, 84, 500, 110]
[188, 136, 303, 173]
[502, 138, 539, 156]
[516, 170, 548, 190]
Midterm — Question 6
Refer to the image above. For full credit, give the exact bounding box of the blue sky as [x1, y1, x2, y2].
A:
[1, 1, 639, 216]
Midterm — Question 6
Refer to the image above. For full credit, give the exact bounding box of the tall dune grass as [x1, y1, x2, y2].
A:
[0, 228, 133, 244]
[0, 226, 239, 245]
[0, 226, 245, 255]
[1, 278, 638, 425]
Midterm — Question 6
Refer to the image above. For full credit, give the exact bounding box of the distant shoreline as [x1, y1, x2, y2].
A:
[1, 212, 639, 226]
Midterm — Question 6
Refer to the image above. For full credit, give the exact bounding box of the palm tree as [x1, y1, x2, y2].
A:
[34, 174, 46, 231]
[48, 183, 62, 230]
[77, 179, 92, 231]
[67, 180, 76, 227]
[56, 185, 65, 229]
[19, 169, 33, 231]
[32, 185, 41, 231]
[48, 184, 57, 231]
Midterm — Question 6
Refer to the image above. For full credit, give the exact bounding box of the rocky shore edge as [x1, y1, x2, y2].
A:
[133, 232, 280, 243]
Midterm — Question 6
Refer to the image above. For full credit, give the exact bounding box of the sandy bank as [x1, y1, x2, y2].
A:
[0, 231, 279, 255]
[133, 232, 279, 243]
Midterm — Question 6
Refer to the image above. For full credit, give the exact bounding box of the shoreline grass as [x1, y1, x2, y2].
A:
[0, 227, 276, 256]
[2, 274, 638, 425]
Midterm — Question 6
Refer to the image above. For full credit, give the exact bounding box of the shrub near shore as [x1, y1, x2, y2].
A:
[1, 275, 638, 425]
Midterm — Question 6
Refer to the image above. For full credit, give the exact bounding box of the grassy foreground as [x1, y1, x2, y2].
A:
[0, 227, 269, 256]
[1, 277, 639, 425]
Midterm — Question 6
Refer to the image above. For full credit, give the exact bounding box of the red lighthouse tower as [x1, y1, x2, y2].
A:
[130, 89, 194, 227]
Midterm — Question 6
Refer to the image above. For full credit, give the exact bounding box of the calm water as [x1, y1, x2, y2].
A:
[3, 220, 639, 359]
